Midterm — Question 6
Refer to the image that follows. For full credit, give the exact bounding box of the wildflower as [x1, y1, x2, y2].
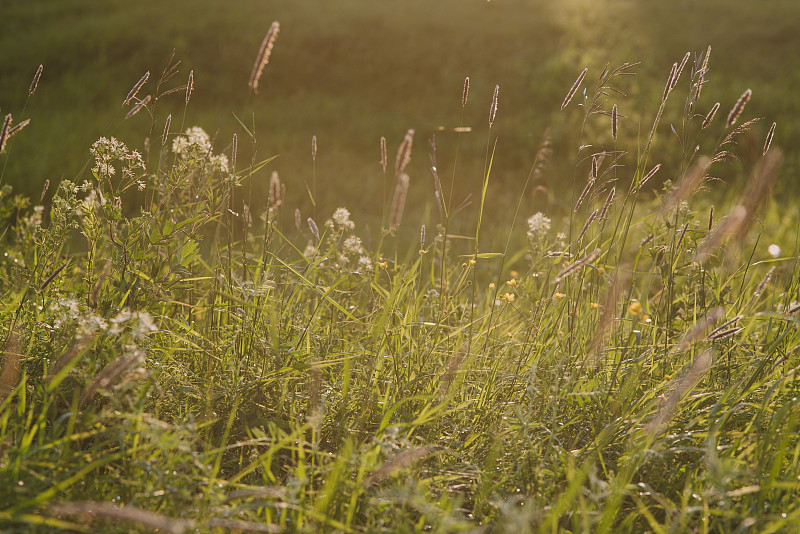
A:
[506, 279, 517, 288]
[469, 258, 477, 267]
[510, 270, 519, 277]
[643, 314, 652, 323]
[379, 261, 388, 270]
[343, 236, 364, 255]
[554, 292, 565, 301]
[358, 255, 373, 272]
[527, 212, 551, 239]
[629, 300, 643, 315]
[171, 126, 229, 173]
[419, 249, 427, 255]
[503, 293, 515, 303]
[326, 207, 355, 231]
[768, 244, 781, 258]
[489, 283, 496, 290]
[590, 302, 599, 310]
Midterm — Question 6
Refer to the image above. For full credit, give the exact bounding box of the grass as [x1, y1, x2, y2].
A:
[2, 3, 800, 533]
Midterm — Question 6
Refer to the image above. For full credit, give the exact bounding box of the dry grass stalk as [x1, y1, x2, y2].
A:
[0, 114, 12, 152]
[787, 303, 800, 315]
[701, 103, 720, 129]
[185, 70, 194, 104]
[7, 118, 31, 139]
[49, 501, 195, 534]
[561, 68, 587, 110]
[611, 104, 618, 140]
[754, 266, 776, 298]
[231, 133, 238, 170]
[576, 209, 598, 243]
[307, 217, 319, 240]
[158, 83, 188, 98]
[390, 173, 410, 229]
[311, 135, 317, 162]
[249, 22, 280, 93]
[439, 342, 469, 397]
[40, 261, 68, 291]
[599, 186, 615, 220]
[419, 224, 426, 250]
[634, 163, 661, 193]
[707, 315, 743, 338]
[0, 328, 22, 403]
[124, 95, 151, 120]
[738, 148, 783, 238]
[675, 221, 690, 253]
[663, 62, 678, 102]
[81, 354, 144, 404]
[553, 248, 601, 284]
[660, 156, 711, 217]
[29, 64, 43, 96]
[47, 335, 96, 381]
[161, 114, 172, 147]
[672, 52, 691, 90]
[269, 171, 283, 209]
[695, 45, 711, 101]
[40, 179, 50, 202]
[489, 85, 499, 127]
[575, 176, 595, 210]
[294, 208, 301, 231]
[380, 136, 387, 173]
[586, 267, 626, 364]
[122, 71, 150, 107]
[647, 349, 714, 436]
[708, 327, 742, 341]
[394, 129, 414, 176]
[763, 122, 776, 155]
[726, 88, 752, 127]
[364, 445, 439, 486]
[89, 258, 113, 308]
[675, 307, 725, 351]
[462, 76, 470, 108]
[695, 205, 747, 263]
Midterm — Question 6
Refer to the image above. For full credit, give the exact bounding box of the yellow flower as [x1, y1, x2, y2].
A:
[419, 248, 427, 255]
[378, 261, 388, 270]
[643, 314, 652, 323]
[628, 300, 643, 315]
[590, 302, 599, 310]
[506, 278, 517, 288]
[503, 293, 515, 303]
[510, 270, 519, 277]
[489, 282, 496, 290]
[554, 292, 565, 301]
[469, 258, 477, 266]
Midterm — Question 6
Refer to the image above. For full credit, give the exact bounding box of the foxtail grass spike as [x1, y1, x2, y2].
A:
[561, 68, 587, 110]
[249, 21, 280, 94]
[29, 64, 43, 96]
[123, 71, 150, 107]
[726, 88, 752, 127]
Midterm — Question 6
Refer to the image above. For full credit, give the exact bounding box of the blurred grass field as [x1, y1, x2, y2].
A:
[2, 0, 799, 231]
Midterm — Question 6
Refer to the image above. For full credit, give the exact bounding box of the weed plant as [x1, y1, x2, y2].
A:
[1, 42, 800, 533]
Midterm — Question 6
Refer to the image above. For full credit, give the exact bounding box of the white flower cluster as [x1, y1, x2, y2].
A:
[326, 207, 356, 232]
[90, 137, 146, 179]
[527, 212, 551, 239]
[171, 126, 229, 174]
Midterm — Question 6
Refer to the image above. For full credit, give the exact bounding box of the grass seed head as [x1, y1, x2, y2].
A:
[726, 88, 752, 127]
[249, 21, 280, 94]
[29, 64, 43, 96]
[561, 67, 587, 110]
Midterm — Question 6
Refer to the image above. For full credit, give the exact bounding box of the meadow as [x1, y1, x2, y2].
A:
[2, 1, 800, 532]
